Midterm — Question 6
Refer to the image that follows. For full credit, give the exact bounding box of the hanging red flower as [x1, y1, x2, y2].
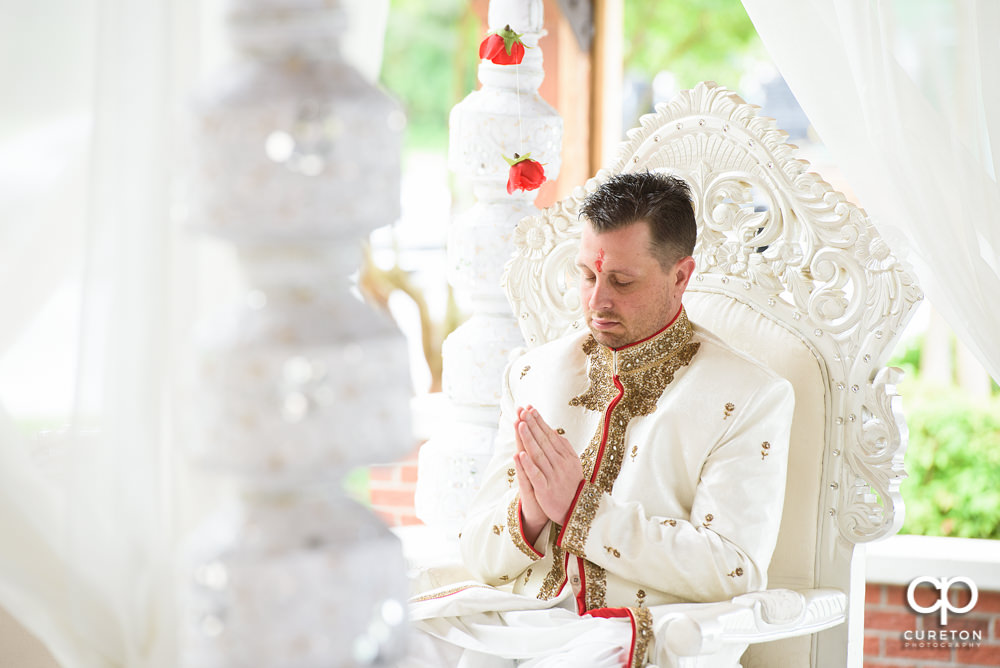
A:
[504, 153, 546, 194]
[479, 25, 526, 65]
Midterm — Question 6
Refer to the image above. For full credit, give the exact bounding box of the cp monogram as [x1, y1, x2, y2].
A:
[906, 576, 978, 625]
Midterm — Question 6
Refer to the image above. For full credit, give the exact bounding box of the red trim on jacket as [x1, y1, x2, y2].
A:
[587, 607, 639, 667]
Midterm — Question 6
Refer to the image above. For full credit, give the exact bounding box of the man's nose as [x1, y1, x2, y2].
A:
[587, 279, 612, 311]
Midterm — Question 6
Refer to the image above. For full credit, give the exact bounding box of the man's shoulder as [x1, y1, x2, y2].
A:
[514, 328, 592, 367]
[689, 322, 790, 389]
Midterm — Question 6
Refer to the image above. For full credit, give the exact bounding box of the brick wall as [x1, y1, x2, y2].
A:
[865, 583, 1000, 667]
[367, 446, 423, 528]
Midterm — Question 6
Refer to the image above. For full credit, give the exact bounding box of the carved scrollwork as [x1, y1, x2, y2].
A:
[840, 366, 908, 540]
[503, 82, 923, 544]
[503, 186, 591, 345]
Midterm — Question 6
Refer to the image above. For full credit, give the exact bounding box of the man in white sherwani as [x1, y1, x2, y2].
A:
[406, 172, 794, 668]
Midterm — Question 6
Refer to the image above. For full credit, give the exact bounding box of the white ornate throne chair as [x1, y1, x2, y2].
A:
[502, 82, 923, 667]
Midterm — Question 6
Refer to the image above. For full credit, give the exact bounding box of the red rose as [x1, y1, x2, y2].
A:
[504, 152, 546, 194]
[479, 25, 526, 65]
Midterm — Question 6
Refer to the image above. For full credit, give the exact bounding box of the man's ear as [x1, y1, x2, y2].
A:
[674, 256, 696, 290]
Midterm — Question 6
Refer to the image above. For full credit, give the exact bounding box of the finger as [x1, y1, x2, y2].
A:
[517, 419, 552, 473]
[513, 452, 536, 493]
[514, 416, 526, 455]
[527, 408, 578, 462]
[516, 449, 547, 490]
[523, 408, 559, 454]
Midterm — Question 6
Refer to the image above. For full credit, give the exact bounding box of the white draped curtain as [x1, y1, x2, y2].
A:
[0, 1, 199, 665]
[741, 0, 1000, 384]
[0, 1, 389, 666]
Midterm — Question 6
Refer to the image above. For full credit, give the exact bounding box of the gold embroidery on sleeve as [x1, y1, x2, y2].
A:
[583, 560, 607, 611]
[520, 365, 531, 379]
[761, 441, 771, 461]
[492, 524, 503, 535]
[411, 583, 492, 602]
[537, 529, 566, 600]
[702, 513, 714, 528]
[636, 589, 646, 607]
[631, 606, 654, 668]
[727, 567, 745, 578]
[661, 518, 677, 527]
[506, 497, 542, 561]
[499, 575, 509, 582]
[723, 402, 735, 419]
[556, 427, 566, 435]
[561, 481, 603, 558]
[630, 445, 638, 461]
[604, 545, 621, 558]
[507, 467, 516, 488]
[524, 568, 532, 583]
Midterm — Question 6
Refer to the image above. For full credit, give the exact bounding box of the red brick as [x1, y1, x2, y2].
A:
[866, 584, 886, 606]
[992, 617, 1000, 641]
[370, 488, 416, 509]
[883, 635, 951, 660]
[886, 585, 909, 609]
[866, 609, 918, 631]
[401, 464, 419, 484]
[955, 642, 1000, 666]
[864, 632, 882, 656]
[974, 591, 1000, 614]
[863, 663, 916, 668]
[920, 613, 990, 637]
[397, 513, 424, 526]
[368, 465, 399, 482]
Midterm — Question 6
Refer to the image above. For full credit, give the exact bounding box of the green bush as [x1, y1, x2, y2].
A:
[898, 381, 1000, 539]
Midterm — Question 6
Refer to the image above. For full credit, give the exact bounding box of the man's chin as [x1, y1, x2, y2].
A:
[587, 325, 629, 349]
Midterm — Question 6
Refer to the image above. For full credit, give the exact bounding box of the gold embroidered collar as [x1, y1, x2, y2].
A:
[570, 307, 700, 416]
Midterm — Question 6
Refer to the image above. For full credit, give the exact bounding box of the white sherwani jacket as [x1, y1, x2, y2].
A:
[410, 309, 794, 667]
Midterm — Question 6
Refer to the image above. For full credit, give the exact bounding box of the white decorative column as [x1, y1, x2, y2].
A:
[181, 1, 411, 666]
[415, 0, 563, 529]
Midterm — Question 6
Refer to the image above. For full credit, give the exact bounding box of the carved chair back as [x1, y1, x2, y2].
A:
[503, 82, 923, 666]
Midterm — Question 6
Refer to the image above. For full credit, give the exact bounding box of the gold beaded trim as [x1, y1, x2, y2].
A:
[537, 528, 566, 600]
[560, 481, 602, 558]
[411, 583, 492, 603]
[506, 496, 542, 561]
[631, 606, 654, 668]
[583, 559, 607, 611]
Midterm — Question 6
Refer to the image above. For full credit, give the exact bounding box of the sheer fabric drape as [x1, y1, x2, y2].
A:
[0, 1, 196, 665]
[0, 1, 390, 666]
[742, 0, 1000, 383]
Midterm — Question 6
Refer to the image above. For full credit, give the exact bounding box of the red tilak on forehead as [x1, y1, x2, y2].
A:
[595, 248, 605, 272]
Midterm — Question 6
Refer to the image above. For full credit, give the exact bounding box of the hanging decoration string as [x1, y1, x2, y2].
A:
[479, 24, 546, 194]
[516, 63, 523, 155]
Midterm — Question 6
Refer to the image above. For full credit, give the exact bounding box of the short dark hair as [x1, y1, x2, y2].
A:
[580, 171, 697, 268]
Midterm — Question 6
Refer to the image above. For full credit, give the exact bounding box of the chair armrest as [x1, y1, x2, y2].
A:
[657, 588, 848, 657]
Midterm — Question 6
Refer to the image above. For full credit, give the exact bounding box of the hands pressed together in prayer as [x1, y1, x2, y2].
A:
[512, 405, 585, 544]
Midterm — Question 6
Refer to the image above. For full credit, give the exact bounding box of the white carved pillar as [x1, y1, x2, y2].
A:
[181, 1, 411, 665]
[415, 0, 563, 530]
